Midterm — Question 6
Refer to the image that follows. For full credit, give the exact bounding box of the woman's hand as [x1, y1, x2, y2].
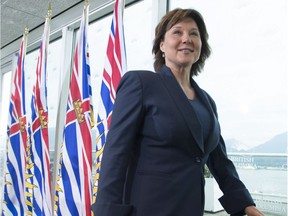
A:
[245, 205, 264, 216]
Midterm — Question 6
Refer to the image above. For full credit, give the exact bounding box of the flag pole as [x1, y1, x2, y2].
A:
[2, 26, 29, 215]
[26, 3, 53, 214]
[46, 3, 53, 212]
[53, 1, 93, 214]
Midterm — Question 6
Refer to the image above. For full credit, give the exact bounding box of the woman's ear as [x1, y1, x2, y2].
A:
[160, 40, 164, 53]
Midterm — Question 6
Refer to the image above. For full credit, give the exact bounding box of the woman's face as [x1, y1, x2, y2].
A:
[160, 18, 202, 71]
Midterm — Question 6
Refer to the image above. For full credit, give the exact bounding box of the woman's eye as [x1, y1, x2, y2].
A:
[173, 30, 182, 35]
[190, 31, 199, 36]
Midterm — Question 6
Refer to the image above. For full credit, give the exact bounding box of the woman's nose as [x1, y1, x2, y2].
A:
[182, 33, 191, 44]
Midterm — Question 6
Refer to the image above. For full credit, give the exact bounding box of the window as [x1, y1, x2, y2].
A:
[88, 0, 154, 110]
[0, 72, 12, 140]
[170, 0, 288, 148]
[169, 1, 288, 211]
[0, 71, 12, 200]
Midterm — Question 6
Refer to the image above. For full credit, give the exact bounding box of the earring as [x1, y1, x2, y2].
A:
[162, 52, 165, 58]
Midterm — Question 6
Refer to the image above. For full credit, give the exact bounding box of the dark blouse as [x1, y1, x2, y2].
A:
[189, 97, 212, 142]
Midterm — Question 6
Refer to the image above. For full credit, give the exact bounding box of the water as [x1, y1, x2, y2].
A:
[237, 169, 287, 195]
[205, 169, 288, 215]
[236, 168, 287, 215]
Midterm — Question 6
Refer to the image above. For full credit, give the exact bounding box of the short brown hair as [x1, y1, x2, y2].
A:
[152, 8, 211, 76]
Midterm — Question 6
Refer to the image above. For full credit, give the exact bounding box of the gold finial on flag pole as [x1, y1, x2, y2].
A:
[24, 26, 29, 36]
[47, 2, 52, 19]
[84, 0, 89, 7]
[84, 0, 89, 15]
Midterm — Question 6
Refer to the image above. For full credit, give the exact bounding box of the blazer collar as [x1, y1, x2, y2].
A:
[158, 65, 204, 153]
[158, 65, 220, 154]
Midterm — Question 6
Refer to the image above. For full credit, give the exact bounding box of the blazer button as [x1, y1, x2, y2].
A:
[195, 157, 201, 163]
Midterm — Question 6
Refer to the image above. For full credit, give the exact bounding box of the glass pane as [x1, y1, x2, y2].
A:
[88, 0, 154, 110]
[0, 71, 12, 201]
[88, 14, 111, 111]
[169, 0, 288, 148]
[124, 0, 154, 72]
[0, 72, 12, 137]
[169, 1, 288, 214]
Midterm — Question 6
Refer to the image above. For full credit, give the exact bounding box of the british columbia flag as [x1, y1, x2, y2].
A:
[92, 0, 127, 202]
[27, 7, 52, 215]
[54, 3, 93, 216]
[2, 29, 28, 215]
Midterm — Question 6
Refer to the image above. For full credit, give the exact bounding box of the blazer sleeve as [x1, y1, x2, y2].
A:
[91, 71, 144, 216]
[205, 94, 255, 215]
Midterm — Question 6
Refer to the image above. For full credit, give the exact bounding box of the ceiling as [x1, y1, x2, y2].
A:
[0, 0, 138, 73]
[0, 0, 85, 49]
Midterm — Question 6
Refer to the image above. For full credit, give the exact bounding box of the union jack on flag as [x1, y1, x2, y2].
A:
[92, 0, 127, 202]
[26, 7, 52, 215]
[54, 3, 93, 216]
[2, 29, 28, 216]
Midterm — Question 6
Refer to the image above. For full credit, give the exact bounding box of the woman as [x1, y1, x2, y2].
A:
[92, 8, 264, 216]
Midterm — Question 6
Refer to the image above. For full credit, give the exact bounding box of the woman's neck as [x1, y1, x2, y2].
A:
[169, 66, 196, 100]
[170, 66, 191, 87]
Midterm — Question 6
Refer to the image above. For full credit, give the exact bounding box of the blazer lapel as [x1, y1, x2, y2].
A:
[158, 66, 204, 153]
[191, 78, 221, 153]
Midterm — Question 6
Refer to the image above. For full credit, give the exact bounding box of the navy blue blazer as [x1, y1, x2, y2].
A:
[92, 65, 254, 216]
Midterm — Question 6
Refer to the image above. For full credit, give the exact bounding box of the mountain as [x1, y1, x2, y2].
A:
[225, 138, 248, 152]
[225, 132, 288, 153]
[247, 132, 287, 153]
